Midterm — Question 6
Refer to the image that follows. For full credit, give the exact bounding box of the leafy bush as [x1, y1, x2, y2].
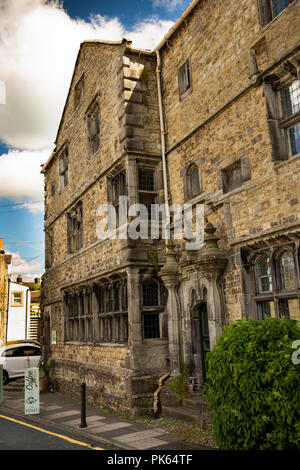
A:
[167, 364, 190, 404]
[204, 318, 300, 450]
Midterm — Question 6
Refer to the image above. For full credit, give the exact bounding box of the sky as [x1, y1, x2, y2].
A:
[0, 0, 191, 280]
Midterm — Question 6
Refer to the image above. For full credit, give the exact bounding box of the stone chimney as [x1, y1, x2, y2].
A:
[16, 275, 23, 283]
[0, 238, 4, 253]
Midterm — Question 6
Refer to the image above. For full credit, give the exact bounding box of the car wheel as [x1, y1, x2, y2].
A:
[2, 370, 9, 385]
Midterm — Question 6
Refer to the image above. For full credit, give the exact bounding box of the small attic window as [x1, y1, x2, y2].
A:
[74, 75, 84, 109]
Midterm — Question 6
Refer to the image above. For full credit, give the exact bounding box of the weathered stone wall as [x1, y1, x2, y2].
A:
[160, 0, 300, 324]
[42, 41, 167, 414]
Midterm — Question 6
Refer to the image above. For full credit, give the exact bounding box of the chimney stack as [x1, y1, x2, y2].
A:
[0, 238, 4, 253]
[17, 275, 22, 283]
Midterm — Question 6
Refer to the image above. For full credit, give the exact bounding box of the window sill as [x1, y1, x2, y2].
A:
[143, 338, 168, 344]
[274, 152, 300, 169]
[65, 340, 128, 347]
[260, 3, 293, 33]
[279, 110, 300, 129]
[87, 146, 101, 162]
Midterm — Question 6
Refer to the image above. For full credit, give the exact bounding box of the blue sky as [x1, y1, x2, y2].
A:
[0, 0, 190, 279]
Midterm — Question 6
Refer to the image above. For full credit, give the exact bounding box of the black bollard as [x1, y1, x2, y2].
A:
[79, 382, 87, 428]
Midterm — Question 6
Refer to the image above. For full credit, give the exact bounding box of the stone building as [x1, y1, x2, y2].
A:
[41, 0, 300, 417]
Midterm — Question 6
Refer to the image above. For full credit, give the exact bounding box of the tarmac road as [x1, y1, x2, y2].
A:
[0, 410, 106, 450]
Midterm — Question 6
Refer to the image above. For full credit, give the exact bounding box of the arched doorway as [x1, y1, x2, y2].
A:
[191, 301, 211, 383]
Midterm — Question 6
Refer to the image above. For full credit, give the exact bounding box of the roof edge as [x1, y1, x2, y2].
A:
[153, 0, 201, 52]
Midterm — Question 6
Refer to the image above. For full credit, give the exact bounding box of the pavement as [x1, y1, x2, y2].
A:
[0, 380, 211, 451]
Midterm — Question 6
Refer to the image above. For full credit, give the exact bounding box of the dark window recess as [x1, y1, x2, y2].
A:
[258, 0, 294, 26]
[67, 202, 83, 253]
[112, 171, 126, 204]
[139, 169, 154, 191]
[187, 164, 201, 199]
[259, 301, 276, 319]
[144, 313, 160, 339]
[178, 59, 192, 99]
[87, 104, 100, 157]
[138, 169, 156, 219]
[111, 170, 126, 227]
[222, 161, 243, 193]
[142, 280, 159, 306]
[256, 256, 273, 293]
[59, 148, 69, 192]
[74, 75, 84, 108]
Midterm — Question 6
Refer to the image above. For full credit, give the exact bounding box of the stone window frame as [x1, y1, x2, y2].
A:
[181, 159, 202, 202]
[141, 277, 167, 340]
[107, 167, 127, 230]
[250, 243, 300, 322]
[178, 58, 193, 101]
[279, 79, 300, 157]
[217, 152, 251, 194]
[65, 276, 128, 344]
[265, 60, 300, 161]
[58, 145, 69, 193]
[257, 0, 295, 27]
[66, 201, 83, 254]
[86, 95, 101, 159]
[137, 165, 157, 219]
[74, 73, 84, 110]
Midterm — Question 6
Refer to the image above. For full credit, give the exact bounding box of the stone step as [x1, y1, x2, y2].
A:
[182, 396, 206, 409]
[161, 405, 209, 426]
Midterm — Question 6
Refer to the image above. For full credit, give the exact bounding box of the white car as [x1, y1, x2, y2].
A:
[0, 341, 41, 385]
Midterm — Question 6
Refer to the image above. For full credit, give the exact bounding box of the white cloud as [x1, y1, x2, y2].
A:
[0, 148, 49, 212]
[0, 0, 173, 151]
[7, 250, 43, 279]
[152, 0, 185, 12]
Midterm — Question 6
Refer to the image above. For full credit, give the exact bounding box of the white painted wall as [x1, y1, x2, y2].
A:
[6, 282, 31, 342]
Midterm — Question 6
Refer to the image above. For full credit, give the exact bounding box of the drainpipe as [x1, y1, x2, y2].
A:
[156, 50, 170, 235]
[153, 372, 170, 415]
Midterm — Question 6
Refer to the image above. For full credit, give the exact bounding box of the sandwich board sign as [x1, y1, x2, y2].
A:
[0, 365, 3, 403]
[25, 367, 39, 415]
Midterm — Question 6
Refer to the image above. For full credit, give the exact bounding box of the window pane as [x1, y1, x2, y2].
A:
[178, 60, 191, 96]
[143, 281, 158, 306]
[260, 301, 276, 320]
[144, 313, 160, 339]
[271, 0, 289, 17]
[256, 257, 273, 292]
[279, 252, 297, 290]
[139, 170, 154, 191]
[288, 122, 300, 156]
[13, 293, 22, 303]
[279, 299, 300, 323]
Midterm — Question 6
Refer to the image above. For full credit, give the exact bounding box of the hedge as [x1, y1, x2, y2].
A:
[204, 317, 300, 450]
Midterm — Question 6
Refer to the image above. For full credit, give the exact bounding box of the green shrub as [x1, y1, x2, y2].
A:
[167, 364, 190, 404]
[204, 318, 300, 450]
